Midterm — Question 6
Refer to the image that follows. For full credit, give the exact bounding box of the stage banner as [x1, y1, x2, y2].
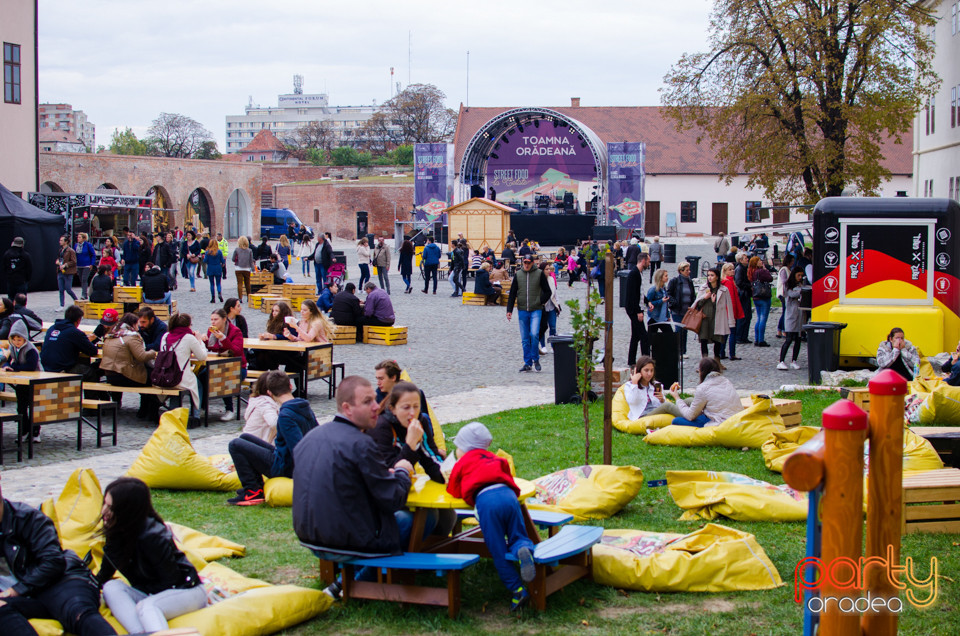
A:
[414, 143, 453, 224]
[485, 126, 597, 201]
[607, 142, 646, 228]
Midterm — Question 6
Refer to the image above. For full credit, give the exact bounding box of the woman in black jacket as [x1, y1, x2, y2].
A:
[96, 478, 206, 633]
[667, 262, 697, 356]
[89, 265, 115, 303]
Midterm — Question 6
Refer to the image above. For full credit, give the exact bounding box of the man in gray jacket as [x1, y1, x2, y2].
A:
[648, 237, 663, 283]
[506, 255, 552, 372]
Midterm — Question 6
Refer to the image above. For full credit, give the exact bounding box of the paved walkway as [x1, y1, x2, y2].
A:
[1, 236, 807, 500]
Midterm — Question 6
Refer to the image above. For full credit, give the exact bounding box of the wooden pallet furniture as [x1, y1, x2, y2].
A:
[740, 396, 803, 427]
[910, 427, 960, 468]
[138, 301, 178, 321]
[330, 323, 358, 345]
[363, 325, 408, 346]
[283, 283, 317, 297]
[840, 387, 870, 413]
[113, 286, 143, 303]
[461, 292, 507, 306]
[79, 301, 123, 320]
[261, 297, 292, 314]
[902, 468, 960, 534]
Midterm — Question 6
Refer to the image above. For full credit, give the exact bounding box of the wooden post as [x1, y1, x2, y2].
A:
[602, 251, 614, 464]
[820, 399, 868, 636]
[862, 369, 907, 636]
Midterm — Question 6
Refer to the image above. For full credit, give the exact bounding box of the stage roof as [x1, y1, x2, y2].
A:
[452, 105, 913, 178]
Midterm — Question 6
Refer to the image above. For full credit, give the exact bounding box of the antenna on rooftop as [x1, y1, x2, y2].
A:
[293, 74, 304, 95]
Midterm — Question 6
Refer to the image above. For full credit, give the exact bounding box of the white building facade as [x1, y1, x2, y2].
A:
[914, 0, 960, 199]
[0, 0, 38, 196]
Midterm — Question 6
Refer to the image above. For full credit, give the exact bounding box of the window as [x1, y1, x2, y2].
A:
[951, 178, 955, 201]
[923, 179, 934, 197]
[745, 201, 762, 223]
[680, 201, 697, 223]
[260, 154, 266, 161]
[925, 98, 936, 135]
[954, 176, 960, 200]
[954, 3, 958, 35]
[3, 42, 21, 104]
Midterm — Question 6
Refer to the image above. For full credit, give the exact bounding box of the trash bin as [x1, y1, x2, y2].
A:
[684, 256, 701, 276]
[802, 322, 847, 384]
[617, 269, 631, 308]
[662, 243, 677, 264]
[648, 322, 681, 389]
[549, 335, 580, 405]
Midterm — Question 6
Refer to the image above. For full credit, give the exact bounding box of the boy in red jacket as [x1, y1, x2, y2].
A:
[446, 422, 535, 611]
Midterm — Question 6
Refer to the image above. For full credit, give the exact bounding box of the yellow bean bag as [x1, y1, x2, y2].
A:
[915, 383, 960, 425]
[400, 369, 445, 453]
[40, 467, 105, 570]
[666, 470, 807, 522]
[126, 408, 242, 491]
[611, 384, 676, 434]
[592, 523, 784, 592]
[645, 395, 785, 449]
[865, 426, 944, 473]
[761, 426, 821, 473]
[526, 465, 644, 520]
[264, 476, 294, 507]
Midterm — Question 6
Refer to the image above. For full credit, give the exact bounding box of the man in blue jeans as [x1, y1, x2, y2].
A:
[312, 234, 332, 293]
[120, 228, 141, 285]
[506, 255, 551, 373]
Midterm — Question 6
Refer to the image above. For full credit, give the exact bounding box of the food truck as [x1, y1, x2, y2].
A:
[30, 191, 157, 251]
[811, 197, 960, 364]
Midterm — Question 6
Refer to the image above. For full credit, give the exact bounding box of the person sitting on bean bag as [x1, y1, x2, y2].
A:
[668, 357, 742, 428]
[876, 327, 920, 381]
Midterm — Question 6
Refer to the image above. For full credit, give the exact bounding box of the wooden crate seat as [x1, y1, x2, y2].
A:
[80, 302, 123, 320]
[362, 325, 408, 346]
[113, 286, 143, 303]
[138, 301, 178, 321]
[329, 323, 358, 345]
[902, 468, 960, 534]
[740, 397, 803, 428]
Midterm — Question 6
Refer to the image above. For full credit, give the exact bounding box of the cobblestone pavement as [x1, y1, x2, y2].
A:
[1, 236, 807, 485]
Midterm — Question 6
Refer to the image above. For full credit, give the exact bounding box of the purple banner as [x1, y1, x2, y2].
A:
[486, 126, 597, 202]
[414, 143, 453, 223]
[607, 142, 646, 228]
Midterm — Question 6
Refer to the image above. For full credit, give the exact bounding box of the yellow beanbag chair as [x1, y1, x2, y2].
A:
[915, 383, 960, 425]
[865, 426, 944, 473]
[527, 465, 644, 520]
[611, 384, 676, 434]
[592, 524, 783, 592]
[400, 369, 445, 453]
[645, 395, 785, 449]
[40, 467, 105, 570]
[264, 476, 294, 507]
[762, 426, 820, 473]
[666, 470, 807, 522]
[126, 408, 242, 491]
[168, 522, 246, 567]
[166, 562, 331, 635]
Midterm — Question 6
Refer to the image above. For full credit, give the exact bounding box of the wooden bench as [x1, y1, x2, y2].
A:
[461, 292, 507, 307]
[455, 509, 574, 538]
[79, 301, 123, 320]
[363, 325, 408, 346]
[81, 398, 118, 449]
[113, 286, 143, 303]
[83, 382, 189, 413]
[910, 427, 960, 468]
[741, 396, 803, 427]
[310, 548, 479, 618]
[902, 468, 960, 534]
[329, 323, 358, 345]
[0, 410, 25, 464]
[508, 524, 603, 611]
[139, 301, 178, 321]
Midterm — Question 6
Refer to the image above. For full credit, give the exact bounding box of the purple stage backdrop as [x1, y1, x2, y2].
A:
[414, 143, 453, 223]
[607, 142, 646, 228]
[485, 126, 597, 201]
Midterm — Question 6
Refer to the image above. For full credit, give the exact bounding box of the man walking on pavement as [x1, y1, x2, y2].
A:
[312, 233, 333, 292]
[625, 252, 651, 366]
[506, 255, 551, 373]
[714, 232, 730, 264]
[648, 237, 662, 283]
[420, 236, 441, 295]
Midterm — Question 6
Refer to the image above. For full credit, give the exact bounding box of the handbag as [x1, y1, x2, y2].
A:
[681, 306, 705, 333]
[751, 278, 772, 301]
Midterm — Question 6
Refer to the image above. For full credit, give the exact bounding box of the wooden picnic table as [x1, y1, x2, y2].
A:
[243, 338, 332, 399]
[0, 371, 82, 458]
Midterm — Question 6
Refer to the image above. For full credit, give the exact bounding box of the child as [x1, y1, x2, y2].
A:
[446, 422, 535, 611]
[1, 320, 43, 441]
[242, 373, 279, 442]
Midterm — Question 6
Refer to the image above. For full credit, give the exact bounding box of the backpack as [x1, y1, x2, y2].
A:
[751, 278, 772, 301]
[150, 336, 188, 388]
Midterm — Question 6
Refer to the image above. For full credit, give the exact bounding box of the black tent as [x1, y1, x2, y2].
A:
[0, 182, 66, 293]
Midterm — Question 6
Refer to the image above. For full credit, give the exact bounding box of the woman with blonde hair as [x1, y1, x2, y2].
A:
[277, 234, 291, 268]
[283, 299, 331, 343]
[232, 235, 254, 302]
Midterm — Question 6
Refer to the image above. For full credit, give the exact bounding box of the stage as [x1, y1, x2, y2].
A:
[508, 213, 598, 247]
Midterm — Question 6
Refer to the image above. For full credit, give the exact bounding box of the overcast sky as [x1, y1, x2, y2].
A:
[38, 0, 712, 151]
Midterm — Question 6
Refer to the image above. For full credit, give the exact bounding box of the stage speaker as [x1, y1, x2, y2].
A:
[592, 225, 617, 241]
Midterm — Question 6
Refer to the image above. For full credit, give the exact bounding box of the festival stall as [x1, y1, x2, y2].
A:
[0, 182, 66, 292]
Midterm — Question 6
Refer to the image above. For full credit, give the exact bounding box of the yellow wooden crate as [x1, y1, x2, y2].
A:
[362, 325, 408, 346]
[261, 297, 291, 313]
[461, 292, 507, 306]
[250, 271, 273, 285]
[283, 283, 316, 297]
[113, 286, 143, 303]
[81, 302, 123, 320]
[139, 300, 178, 321]
[330, 323, 358, 345]
[248, 294, 273, 309]
[903, 468, 960, 534]
[739, 396, 803, 427]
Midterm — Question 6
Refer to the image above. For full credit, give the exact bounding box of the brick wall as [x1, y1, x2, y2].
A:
[273, 182, 414, 239]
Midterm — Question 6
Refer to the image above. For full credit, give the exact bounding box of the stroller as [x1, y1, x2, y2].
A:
[326, 262, 347, 286]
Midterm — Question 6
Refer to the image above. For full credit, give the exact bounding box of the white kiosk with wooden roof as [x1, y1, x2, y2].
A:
[445, 197, 513, 253]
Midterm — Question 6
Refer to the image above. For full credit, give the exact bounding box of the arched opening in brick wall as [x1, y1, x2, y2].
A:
[186, 187, 214, 234]
[40, 181, 63, 193]
[145, 185, 174, 234]
[225, 188, 251, 239]
[97, 182, 120, 193]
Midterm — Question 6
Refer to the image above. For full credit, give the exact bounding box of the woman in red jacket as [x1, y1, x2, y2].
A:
[720, 262, 745, 360]
[201, 308, 247, 421]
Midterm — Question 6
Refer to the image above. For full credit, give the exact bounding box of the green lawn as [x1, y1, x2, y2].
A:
[153, 391, 959, 634]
